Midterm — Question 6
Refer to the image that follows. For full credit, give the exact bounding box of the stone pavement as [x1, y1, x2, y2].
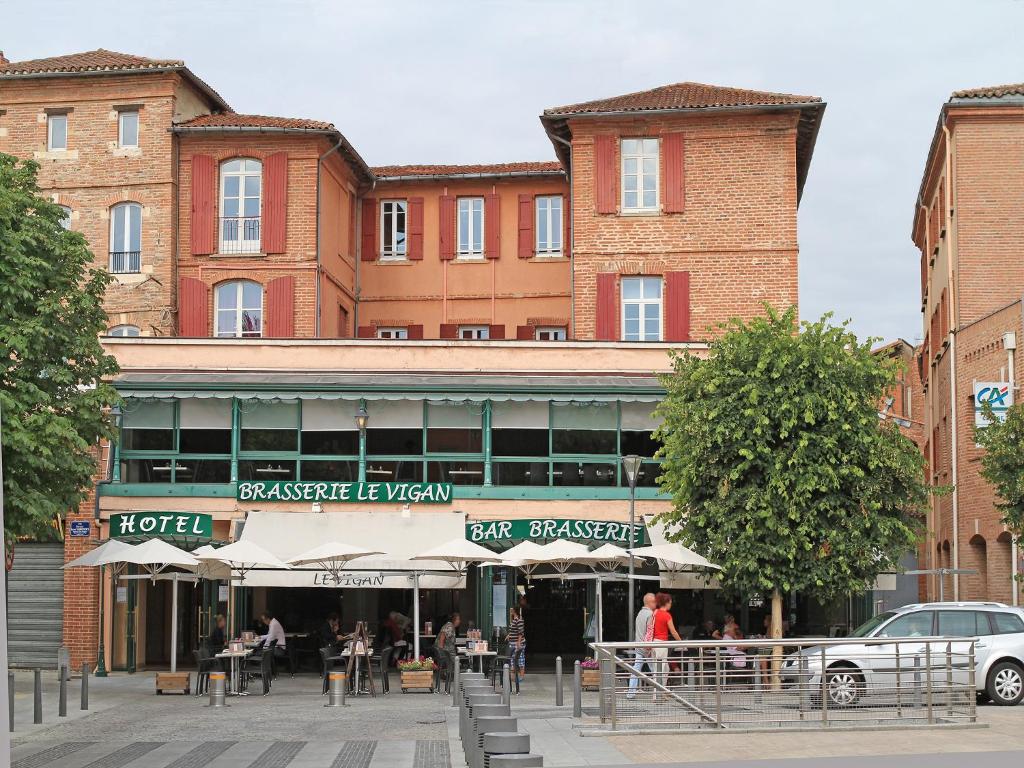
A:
[8, 669, 1024, 767]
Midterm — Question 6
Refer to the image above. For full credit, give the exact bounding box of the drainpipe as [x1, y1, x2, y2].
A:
[315, 138, 346, 338]
[92, 411, 119, 677]
[1007, 327, 1018, 606]
[919, 201, 936, 599]
[548, 134, 574, 337]
[942, 123, 961, 601]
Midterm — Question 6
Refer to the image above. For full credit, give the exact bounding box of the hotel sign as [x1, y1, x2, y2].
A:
[111, 511, 212, 540]
[237, 481, 453, 504]
[467, 518, 647, 546]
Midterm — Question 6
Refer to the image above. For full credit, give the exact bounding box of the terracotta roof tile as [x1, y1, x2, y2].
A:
[372, 161, 564, 178]
[0, 49, 230, 111]
[951, 82, 1024, 99]
[543, 81, 822, 116]
[177, 113, 336, 131]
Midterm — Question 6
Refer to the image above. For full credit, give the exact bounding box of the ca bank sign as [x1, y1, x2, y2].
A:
[974, 381, 1013, 427]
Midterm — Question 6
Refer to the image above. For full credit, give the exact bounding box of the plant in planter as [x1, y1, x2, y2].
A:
[580, 657, 601, 690]
[398, 657, 438, 693]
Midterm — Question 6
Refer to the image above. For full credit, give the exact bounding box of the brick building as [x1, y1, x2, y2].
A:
[1, 49, 825, 671]
[912, 82, 1024, 604]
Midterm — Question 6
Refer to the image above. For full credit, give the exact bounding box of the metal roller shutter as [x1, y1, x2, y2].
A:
[7, 542, 65, 668]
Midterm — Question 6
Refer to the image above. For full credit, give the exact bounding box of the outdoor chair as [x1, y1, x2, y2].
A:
[193, 648, 220, 696]
[378, 646, 393, 694]
[320, 646, 343, 694]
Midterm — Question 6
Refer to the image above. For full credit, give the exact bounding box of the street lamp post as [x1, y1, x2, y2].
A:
[621, 454, 643, 641]
[355, 402, 368, 483]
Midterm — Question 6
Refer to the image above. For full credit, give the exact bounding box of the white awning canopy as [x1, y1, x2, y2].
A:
[235, 511, 467, 589]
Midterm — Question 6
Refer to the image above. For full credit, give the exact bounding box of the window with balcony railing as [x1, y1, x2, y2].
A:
[220, 158, 262, 253]
[109, 202, 142, 274]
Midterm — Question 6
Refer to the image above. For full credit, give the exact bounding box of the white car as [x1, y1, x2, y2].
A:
[784, 602, 1024, 707]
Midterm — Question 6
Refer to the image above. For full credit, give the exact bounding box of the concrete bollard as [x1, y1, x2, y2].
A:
[207, 671, 228, 708]
[573, 660, 582, 717]
[488, 756, 543, 768]
[502, 663, 511, 707]
[555, 656, 563, 706]
[80, 662, 89, 711]
[58, 666, 67, 717]
[325, 671, 347, 707]
[33, 669, 42, 725]
[8, 672, 13, 732]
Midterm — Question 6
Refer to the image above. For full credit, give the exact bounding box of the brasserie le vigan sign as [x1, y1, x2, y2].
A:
[237, 481, 453, 504]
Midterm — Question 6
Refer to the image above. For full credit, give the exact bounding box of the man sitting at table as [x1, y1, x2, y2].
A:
[258, 611, 287, 660]
[319, 612, 348, 650]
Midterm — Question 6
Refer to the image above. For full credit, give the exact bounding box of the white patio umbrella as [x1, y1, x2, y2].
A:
[62, 538, 133, 569]
[286, 541, 385, 583]
[194, 539, 291, 581]
[626, 543, 720, 572]
[583, 543, 635, 573]
[190, 544, 231, 580]
[498, 540, 548, 579]
[519, 539, 595, 577]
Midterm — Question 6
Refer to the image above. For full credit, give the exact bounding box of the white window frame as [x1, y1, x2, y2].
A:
[457, 197, 485, 259]
[620, 276, 663, 342]
[376, 327, 408, 340]
[47, 113, 67, 151]
[458, 325, 489, 340]
[107, 325, 141, 337]
[215, 280, 264, 338]
[219, 158, 262, 253]
[380, 199, 408, 260]
[535, 195, 563, 256]
[534, 326, 566, 341]
[118, 110, 139, 148]
[58, 205, 72, 230]
[108, 202, 142, 273]
[620, 137, 660, 213]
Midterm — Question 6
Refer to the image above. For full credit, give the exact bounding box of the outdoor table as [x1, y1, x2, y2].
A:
[215, 648, 252, 695]
[459, 648, 497, 674]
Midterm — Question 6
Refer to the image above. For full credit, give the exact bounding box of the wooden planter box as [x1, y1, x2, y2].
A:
[400, 669, 435, 692]
[581, 669, 601, 691]
[155, 672, 190, 695]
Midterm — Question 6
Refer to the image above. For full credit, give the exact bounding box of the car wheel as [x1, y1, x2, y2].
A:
[986, 661, 1024, 706]
[826, 666, 862, 707]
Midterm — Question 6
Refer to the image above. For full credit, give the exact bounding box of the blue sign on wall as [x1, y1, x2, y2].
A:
[69, 520, 91, 537]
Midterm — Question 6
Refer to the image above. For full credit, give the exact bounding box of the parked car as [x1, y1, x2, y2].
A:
[783, 602, 1024, 707]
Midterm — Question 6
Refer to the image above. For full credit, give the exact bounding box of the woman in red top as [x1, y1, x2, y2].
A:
[652, 593, 681, 701]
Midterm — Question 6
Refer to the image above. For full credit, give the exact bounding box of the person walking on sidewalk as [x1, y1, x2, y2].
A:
[507, 607, 526, 694]
[652, 593, 682, 702]
[627, 592, 657, 699]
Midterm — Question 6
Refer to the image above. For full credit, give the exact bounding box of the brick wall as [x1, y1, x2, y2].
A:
[568, 111, 801, 339]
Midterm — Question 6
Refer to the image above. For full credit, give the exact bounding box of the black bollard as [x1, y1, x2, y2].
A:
[80, 662, 89, 711]
[573, 660, 582, 717]
[555, 656, 563, 706]
[33, 669, 42, 725]
[58, 666, 67, 717]
[8, 671, 13, 732]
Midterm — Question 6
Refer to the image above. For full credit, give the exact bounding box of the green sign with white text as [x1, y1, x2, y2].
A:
[466, 518, 646, 546]
[110, 511, 213, 540]
[236, 481, 453, 504]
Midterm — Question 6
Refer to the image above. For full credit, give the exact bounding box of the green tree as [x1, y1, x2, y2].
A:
[654, 306, 928, 646]
[0, 153, 119, 544]
[976, 401, 1024, 549]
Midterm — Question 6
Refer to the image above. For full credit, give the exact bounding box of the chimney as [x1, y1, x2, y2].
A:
[0, 51, 8, 66]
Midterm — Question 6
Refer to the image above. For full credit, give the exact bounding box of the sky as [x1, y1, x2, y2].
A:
[5, 0, 1024, 344]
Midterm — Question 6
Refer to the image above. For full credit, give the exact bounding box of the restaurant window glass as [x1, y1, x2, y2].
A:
[492, 461, 550, 486]
[365, 400, 424, 456]
[239, 400, 298, 452]
[552, 461, 618, 487]
[550, 402, 616, 454]
[301, 460, 359, 482]
[173, 459, 231, 483]
[121, 400, 174, 451]
[492, 402, 549, 457]
[300, 400, 359, 456]
[367, 459, 424, 483]
[426, 401, 483, 453]
[178, 399, 232, 455]
[238, 460, 296, 481]
[428, 460, 484, 485]
[121, 458, 172, 483]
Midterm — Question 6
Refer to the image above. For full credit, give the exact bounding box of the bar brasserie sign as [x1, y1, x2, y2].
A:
[467, 518, 647, 546]
[237, 481, 453, 504]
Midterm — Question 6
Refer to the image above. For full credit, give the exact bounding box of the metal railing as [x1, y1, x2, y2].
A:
[590, 637, 978, 732]
[219, 216, 261, 253]
[108, 251, 141, 274]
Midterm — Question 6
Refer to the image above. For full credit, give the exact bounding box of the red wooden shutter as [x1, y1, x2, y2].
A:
[594, 135, 616, 214]
[488, 324, 505, 340]
[517, 194, 534, 258]
[408, 197, 424, 260]
[262, 152, 288, 253]
[407, 324, 424, 340]
[485, 194, 500, 259]
[595, 273, 617, 340]
[178, 277, 209, 336]
[190, 155, 216, 255]
[662, 133, 685, 213]
[664, 271, 691, 342]
[265, 275, 295, 337]
[439, 195, 455, 260]
[516, 324, 534, 340]
[357, 325, 375, 338]
[439, 323, 458, 339]
[360, 198, 377, 261]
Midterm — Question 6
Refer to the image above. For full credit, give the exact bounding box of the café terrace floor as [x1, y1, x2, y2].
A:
[10, 670, 1024, 768]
